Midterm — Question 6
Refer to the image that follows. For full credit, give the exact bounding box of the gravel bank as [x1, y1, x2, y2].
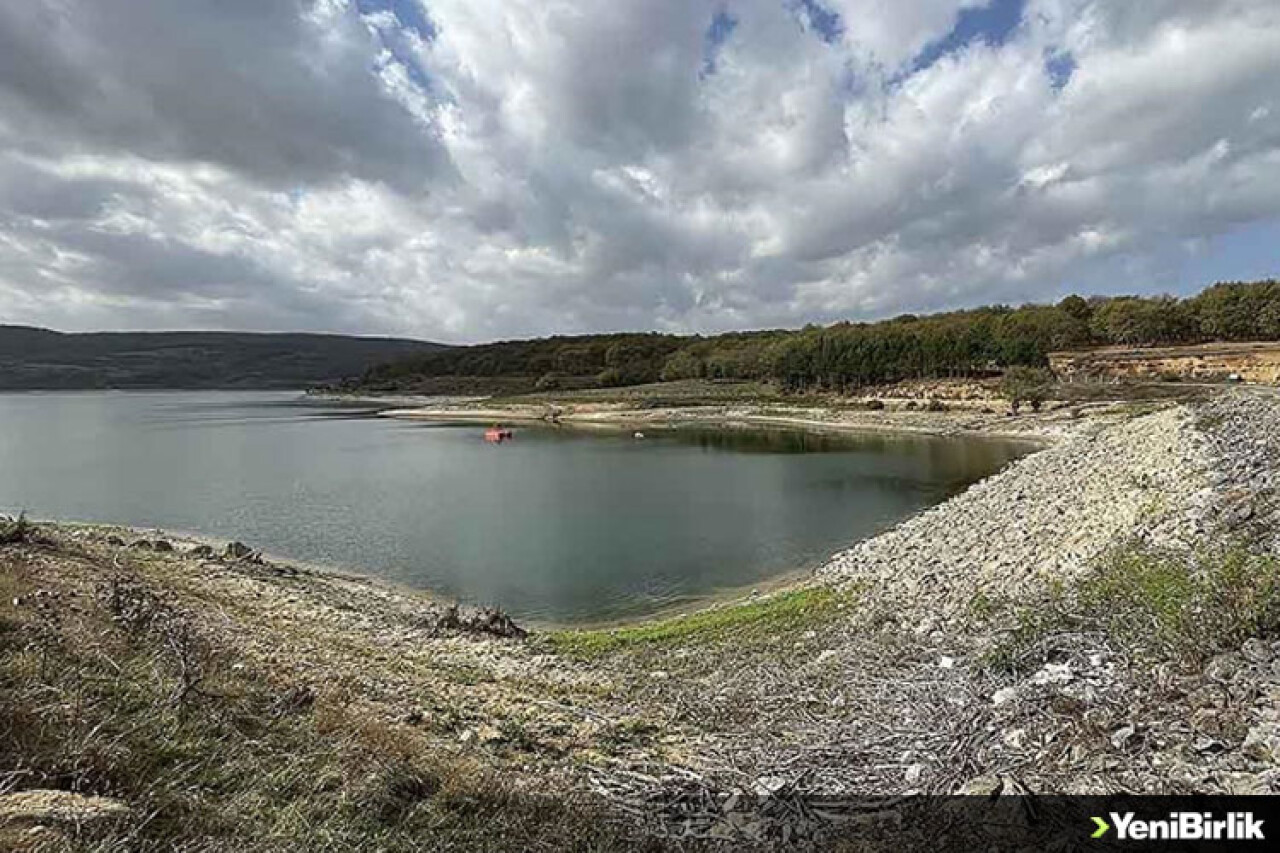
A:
[818, 402, 1218, 622]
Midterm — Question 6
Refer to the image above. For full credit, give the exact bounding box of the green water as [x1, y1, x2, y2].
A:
[0, 391, 1029, 622]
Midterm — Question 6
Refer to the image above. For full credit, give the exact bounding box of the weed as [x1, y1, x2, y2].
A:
[981, 543, 1280, 673]
[1077, 545, 1280, 661]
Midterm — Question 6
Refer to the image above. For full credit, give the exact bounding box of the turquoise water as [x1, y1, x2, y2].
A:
[0, 391, 1028, 623]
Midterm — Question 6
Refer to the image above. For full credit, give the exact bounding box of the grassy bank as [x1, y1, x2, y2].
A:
[544, 587, 847, 660]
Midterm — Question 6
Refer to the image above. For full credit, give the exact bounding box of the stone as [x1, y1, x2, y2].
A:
[992, 686, 1018, 706]
[1205, 653, 1243, 682]
[1241, 639, 1272, 664]
[752, 776, 788, 797]
[1242, 726, 1280, 763]
[956, 774, 1002, 796]
[1031, 663, 1074, 685]
[1110, 725, 1136, 750]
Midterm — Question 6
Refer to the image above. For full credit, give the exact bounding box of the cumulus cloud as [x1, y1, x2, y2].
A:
[0, 0, 1278, 340]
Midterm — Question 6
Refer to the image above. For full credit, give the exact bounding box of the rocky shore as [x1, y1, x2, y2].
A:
[818, 401, 1217, 621]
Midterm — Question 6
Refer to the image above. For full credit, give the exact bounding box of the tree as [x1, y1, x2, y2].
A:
[1000, 366, 1052, 413]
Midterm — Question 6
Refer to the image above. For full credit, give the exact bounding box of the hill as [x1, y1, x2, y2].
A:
[0, 326, 446, 390]
[342, 279, 1280, 396]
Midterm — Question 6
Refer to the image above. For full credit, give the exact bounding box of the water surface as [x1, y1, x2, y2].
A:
[0, 391, 1029, 622]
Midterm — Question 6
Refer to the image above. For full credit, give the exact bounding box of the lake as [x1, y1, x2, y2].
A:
[0, 391, 1030, 623]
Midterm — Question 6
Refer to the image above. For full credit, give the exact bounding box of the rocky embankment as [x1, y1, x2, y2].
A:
[818, 402, 1217, 622]
[793, 390, 1280, 797]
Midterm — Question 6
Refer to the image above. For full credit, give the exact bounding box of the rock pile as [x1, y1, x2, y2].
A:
[818, 403, 1215, 623]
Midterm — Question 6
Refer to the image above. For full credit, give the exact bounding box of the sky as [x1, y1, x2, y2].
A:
[0, 0, 1278, 343]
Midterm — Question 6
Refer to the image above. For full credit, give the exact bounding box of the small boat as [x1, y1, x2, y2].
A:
[633, 431, 645, 440]
[484, 426, 514, 443]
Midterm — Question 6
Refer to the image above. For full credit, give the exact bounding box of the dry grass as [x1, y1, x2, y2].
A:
[0, 538, 694, 852]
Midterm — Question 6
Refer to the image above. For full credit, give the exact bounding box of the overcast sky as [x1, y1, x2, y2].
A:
[1, 0, 1278, 342]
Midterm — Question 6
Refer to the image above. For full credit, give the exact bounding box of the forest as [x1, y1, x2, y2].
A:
[347, 280, 1280, 394]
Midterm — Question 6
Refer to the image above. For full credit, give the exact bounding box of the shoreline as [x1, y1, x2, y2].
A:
[12, 390, 1070, 631]
[6, 389, 1142, 636]
[374, 399, 1091, 444]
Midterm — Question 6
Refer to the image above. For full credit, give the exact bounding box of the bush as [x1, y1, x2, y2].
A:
[999, 366, 1052, 413]
[864, 399, 885, 411]
[0, 513, 31, 545]
[925, 398, 947, 412]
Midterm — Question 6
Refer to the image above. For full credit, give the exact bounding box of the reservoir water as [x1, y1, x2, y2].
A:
[0, 391, 1030, 623]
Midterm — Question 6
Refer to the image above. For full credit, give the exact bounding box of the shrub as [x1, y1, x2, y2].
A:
[1000, 366, 1052, 413]
[0, 513, 31, 545]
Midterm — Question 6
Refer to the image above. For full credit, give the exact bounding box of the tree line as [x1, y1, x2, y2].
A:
[349, 280, 1280, 394]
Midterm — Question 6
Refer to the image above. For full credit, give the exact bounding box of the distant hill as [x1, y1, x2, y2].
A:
[346, 279, 1280, 395]
[0, 326, 447, 390]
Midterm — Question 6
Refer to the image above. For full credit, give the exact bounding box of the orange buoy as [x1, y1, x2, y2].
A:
[484, 426, 513, 443]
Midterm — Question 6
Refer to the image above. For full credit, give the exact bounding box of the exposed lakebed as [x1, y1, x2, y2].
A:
[0, 391, 1030, 622]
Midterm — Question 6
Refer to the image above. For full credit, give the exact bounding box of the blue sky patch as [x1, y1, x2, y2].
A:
[910, 0, 1025, 74]
[356, 0, 436, 94]
[702, 9, 738, 77]
[1045, 50, 1076, 90]
[355, 0, 436, 41]
[791, 0, 843, 45]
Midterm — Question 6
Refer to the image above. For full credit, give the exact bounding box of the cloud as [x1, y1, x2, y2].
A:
[0, 0, 1278, 341]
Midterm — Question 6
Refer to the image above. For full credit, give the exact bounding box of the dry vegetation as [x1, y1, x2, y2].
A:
[0, 530, 680, 852]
